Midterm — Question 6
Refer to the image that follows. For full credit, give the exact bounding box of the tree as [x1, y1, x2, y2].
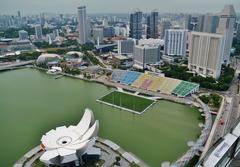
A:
[115, 156, 121, 162]
[211, 94, 221, 108]
[199, 95, 209, 104]
[81, 43, 94, 52]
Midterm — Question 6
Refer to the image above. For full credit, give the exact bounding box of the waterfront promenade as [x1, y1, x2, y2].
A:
[13, 137, 149, 167]
[0, 61, 34, 71]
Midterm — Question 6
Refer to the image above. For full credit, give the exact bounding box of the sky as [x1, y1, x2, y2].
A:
[0, 0, 239, 15]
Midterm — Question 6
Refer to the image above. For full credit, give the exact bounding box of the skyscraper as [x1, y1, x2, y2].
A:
[134, 44, 161, 68]
[236, 21, 240, 42]
[17, 11, 22, 27]
[103, 26, 115, 37]
[188, 32, 224, 79]
[129, 11, 143, 40]
[196, 15, 205, 32]
[164, 29, 188, 57]
[40, 13, 45, 26]
[18, 30, 28, 41]
[202, 14, 219, 33]
[77, 6, 88, 44]
[216, 5, 236, 64]
[185, 14, 192, 30]
[159, 20, 171, 38]
[190, 16, 199, 31]
[118, 39, 135, 55]
[92, 28, 104, 45]
[35, 24, 43, 41]
[17, 11, 21, 18]
[147, 11, 159, 39]
[102, 18, 108, 27]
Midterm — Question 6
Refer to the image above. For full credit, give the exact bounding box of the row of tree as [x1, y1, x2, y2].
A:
[161, 64, 235, 91]
[0, 51, 41, 62]
[0, 26, 52, 38]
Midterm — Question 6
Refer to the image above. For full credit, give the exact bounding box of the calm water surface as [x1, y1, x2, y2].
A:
[0, 68, 202, 167]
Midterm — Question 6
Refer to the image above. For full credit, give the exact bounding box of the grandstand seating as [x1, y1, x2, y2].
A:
[140, 79, 153, 89]
[148, 77, 162, 92]
[132, 74, 147, 88]
[120, 71, 141, 85]
[172, 81, 199, 97]
[111, 70, 127, 82]
[158, 78, 181, 94]
[132, 74, 157, 90]
[111, 69, 199, 97]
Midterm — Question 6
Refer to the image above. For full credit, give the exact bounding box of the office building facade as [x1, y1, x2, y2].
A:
[216, 5, 236, 64]
[92, 28, 104, 45]
[77, 6, 88, 44]
[130, 11, 143, 40]
[103, 26, 115, 37]
[35, 25, 43, 40]
[164, 29, 188, 57]
[196, 15, 205, 32]
[236, 21, 240, 42]
[159, 20, 171, 38]
[188, 32, 224, 79]
[118, 39, 135, 55]
[18, 30, 28, 40]
[134, 44, 161, 68]
[202, 14, 219, 33]
[147, 11, 159, 39]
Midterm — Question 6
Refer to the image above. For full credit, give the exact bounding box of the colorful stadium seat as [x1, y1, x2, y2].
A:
[111, 69, 199, 97]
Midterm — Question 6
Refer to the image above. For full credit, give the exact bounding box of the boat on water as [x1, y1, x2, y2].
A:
[46, 66, 62, 75]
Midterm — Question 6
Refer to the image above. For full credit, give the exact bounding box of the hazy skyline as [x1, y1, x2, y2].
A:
[0, 0, 239, 15]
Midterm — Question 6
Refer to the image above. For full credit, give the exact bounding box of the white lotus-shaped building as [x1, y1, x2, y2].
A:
[40, 108, 99, 165]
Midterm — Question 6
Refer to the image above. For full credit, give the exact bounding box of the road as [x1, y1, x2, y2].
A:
[0, 60, 34, 71]
[202, 57, 240, 155]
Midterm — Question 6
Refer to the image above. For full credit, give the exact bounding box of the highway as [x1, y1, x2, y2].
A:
[0, 60, 34, 71]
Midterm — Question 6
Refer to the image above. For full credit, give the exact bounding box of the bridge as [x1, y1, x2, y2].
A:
[0, 60, 34, 71]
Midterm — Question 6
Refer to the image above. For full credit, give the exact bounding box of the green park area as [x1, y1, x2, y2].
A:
[199, 93, 222, 108]
[98, 91, 154, 113]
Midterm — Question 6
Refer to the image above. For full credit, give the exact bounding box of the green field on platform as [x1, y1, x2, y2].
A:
[99, 91, 154, 113]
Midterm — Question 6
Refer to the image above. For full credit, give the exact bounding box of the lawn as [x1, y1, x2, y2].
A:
[98, 91, 155, 113]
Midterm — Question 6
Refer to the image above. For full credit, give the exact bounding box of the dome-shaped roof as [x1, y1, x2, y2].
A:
[37, 54, 61, 65]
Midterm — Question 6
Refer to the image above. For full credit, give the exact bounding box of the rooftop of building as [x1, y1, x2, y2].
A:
[220, 5, 236, 17]
[191, 31, 224, 38]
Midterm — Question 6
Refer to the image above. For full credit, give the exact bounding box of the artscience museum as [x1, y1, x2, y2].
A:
[40, 108, 100, 166]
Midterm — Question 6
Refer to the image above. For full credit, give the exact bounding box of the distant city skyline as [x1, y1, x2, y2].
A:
[0, 0, 239, 15]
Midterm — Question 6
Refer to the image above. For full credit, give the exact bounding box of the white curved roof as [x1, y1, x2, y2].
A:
[38, 54, 60, 58]
[40, 108, 99, 165]
[37, 54, 60, 64]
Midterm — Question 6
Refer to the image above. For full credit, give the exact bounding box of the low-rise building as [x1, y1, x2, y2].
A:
[110, 54, 133, 68]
